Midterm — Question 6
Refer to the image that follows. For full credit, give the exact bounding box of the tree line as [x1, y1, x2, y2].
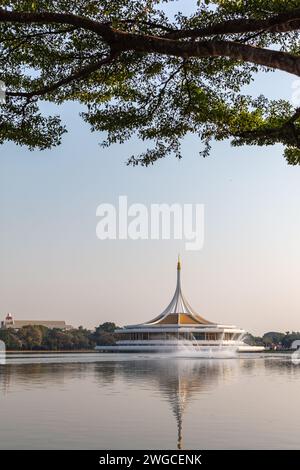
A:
[245, 331, 300, 349]
[0, 322, 118, 351]
[1, 322, 300, 350]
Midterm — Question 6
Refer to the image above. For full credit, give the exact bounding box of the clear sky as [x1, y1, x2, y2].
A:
[1, 3, 300, 335]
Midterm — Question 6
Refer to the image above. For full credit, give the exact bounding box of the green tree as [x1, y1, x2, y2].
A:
[93, 322, 118, 345]
[70, 327, 95, 349]
[0, 1, 300, 164]
[0, 325, 97, 350]
[42, 326, 95, 350]
[18, 325, 44, 350]
[93, 330, 116, 346]
[96, 322, 117, 333]
[282, 331, 300, 349]
[0, 329, 22, 350]
[262, 331, 285, 347]
[243, 333, 264, 347]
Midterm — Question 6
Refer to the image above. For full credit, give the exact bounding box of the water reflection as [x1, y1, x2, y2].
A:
[111, 359, 239, 449]
[1, 354, 300, 449]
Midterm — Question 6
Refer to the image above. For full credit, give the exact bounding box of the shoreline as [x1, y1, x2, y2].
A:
[6, 350, 96, 354]
[4, 349, 294, 354]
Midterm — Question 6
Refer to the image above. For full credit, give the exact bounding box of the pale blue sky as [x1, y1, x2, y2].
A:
[1, 3, 300, 335]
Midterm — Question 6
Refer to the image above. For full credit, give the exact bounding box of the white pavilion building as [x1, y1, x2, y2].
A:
[96, 258, 263, 353]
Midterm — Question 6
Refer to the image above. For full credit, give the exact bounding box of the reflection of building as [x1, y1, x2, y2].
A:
[1, 313, 72, 330]
[163, 361, 200, 449]
[159, 360, 231, 449]
[97, 258, 263, 353]
[116, 358, 237, 449]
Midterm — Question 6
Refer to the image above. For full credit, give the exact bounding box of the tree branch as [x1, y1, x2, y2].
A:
[165, 9, 300, 39]
[118, 19, 175, 33]
[288, 107, 300, 124]
[235, 111, 300, 148]
[0, 8, 114, 41]
[6, 51, 118, 98]
[1, 8, 300, 77]
[0, 26, 77, 44]
[117, 36, 300, 77]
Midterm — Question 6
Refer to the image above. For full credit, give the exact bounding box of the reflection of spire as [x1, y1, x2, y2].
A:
[170, 374, 188, 450]
[164, 362, 201, 450]
[115, 359, 236, 448]
[154, 361, 234, 449]
[177, 414, 183, 450]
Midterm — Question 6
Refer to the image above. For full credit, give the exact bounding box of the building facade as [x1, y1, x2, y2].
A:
[1, 313, 73, 331]
[96, 258, 264, 353]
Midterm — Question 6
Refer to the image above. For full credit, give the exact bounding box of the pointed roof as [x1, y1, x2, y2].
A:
[143, 257, 213, 326]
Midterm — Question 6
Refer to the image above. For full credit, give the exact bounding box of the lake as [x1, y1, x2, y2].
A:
[0, 353, 300, 449]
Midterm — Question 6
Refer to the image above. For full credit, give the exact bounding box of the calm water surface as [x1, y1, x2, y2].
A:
[0, 353, 300, 449]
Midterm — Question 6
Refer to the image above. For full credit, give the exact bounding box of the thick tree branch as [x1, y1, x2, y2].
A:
[165, 9, 300, 39]
[236, 126, 300, 147]
[0, 8, 300, 77]
[236, 111, 300, 148]
[116, 35, 300, 77]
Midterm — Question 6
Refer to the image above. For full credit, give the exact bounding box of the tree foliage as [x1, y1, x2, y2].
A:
[262, 331, 285, 346]
[0, 1, 300, 164]
[281, 331, 300, 348]
[243, 333, 264, 346]
[0, 324, 299, 349]
[245, 330, 300, 348]
[93, 322, 118, 345]
[0, 322, 118, 350]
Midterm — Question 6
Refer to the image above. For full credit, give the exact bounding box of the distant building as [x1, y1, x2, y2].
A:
[1, 313, 73, 331]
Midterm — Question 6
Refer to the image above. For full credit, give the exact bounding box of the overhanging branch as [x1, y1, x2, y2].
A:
[117, 36, 300, 77]
[0, 8, 300, 77]
[165, 9, 300, 39]
[0, 8, 114, 41]
[6, 51, 118, 99]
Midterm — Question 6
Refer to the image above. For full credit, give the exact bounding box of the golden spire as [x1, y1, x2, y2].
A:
[177, 254, 181, 271]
